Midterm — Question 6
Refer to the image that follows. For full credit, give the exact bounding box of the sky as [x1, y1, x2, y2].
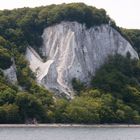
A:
[0, 0, 140, 29]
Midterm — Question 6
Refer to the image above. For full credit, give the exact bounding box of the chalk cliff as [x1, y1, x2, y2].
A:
[3, 62, 17, 84]
[26, 22, 138, 98]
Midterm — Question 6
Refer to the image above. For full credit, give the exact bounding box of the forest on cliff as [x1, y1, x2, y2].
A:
[0, 3, 140, 124]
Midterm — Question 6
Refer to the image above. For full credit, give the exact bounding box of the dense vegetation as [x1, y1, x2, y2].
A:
[123, 29, 140, 56]
[0, 3, 140, 124]
[0, 46, 12, 69]
[2, 54, 140, 124]
[0, 70, 53, 123]
[50, 55, 140, 124]
[0, 3, 110, 53]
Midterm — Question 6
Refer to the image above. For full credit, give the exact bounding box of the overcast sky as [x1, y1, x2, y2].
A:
[0, 0, 140, 29]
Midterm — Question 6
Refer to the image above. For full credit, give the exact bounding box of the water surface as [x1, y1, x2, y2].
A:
[0, 126, 140, 140]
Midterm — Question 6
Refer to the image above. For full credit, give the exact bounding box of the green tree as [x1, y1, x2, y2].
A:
[0, 88, 16, 105]
[53, 99, 68, 123]
[66, 97, 101, 123]
[0, 46, 12, 69]
[15, 92, 46, 122]
[0, 104, 21, 123]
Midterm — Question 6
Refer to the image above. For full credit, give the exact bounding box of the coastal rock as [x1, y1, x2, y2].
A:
[26, 22, 139, 98]
[3, 62, 17, 84]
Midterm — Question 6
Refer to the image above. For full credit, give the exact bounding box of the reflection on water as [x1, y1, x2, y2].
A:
[0, 127, 140, 140]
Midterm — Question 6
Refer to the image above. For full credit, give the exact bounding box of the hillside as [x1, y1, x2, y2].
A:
[26, 21, 138, 99]
[0, 3, 140, 124]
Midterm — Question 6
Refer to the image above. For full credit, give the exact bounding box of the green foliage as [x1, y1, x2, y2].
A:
[0, 69, 53, 123]
[0, 36, 7, 46]
[0, 3, 140, 124]
[0, 104, 21, 123]
[123, 29, 140, 56]
[0, 3, 111, 53]
[51, 89, 140, 124]
[0, 46, 12, 69]
[81, 89, 101, 98]
[41, 3, 109, 28]
[50, 55, 140, 124]
[66, 97, 101, 123]
[89, 55, 140, 123]
[72, 78, 85, 94]
[0, 88, 16, 105]
[91, 55, 140, 97]
[53, 99, 68, 123]
[15, 52, 35, 89]
[15, 92, 46, 122]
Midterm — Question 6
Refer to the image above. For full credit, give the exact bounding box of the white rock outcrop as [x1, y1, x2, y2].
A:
[3, 63, 17, 84]
[26, 22, 139, 98]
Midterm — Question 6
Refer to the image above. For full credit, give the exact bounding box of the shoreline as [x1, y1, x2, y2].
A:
[0, 124, 140, 128]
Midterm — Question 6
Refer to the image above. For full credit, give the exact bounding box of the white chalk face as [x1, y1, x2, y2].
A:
[25, 22, 138, 98]
[0, 0, 140, 29]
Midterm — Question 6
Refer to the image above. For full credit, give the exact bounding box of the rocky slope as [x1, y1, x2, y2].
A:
[26, 22, 138, 98]
[2, 58, 17, 84]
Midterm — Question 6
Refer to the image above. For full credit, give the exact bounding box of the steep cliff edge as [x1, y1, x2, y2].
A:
[26, 22, 139, 98]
